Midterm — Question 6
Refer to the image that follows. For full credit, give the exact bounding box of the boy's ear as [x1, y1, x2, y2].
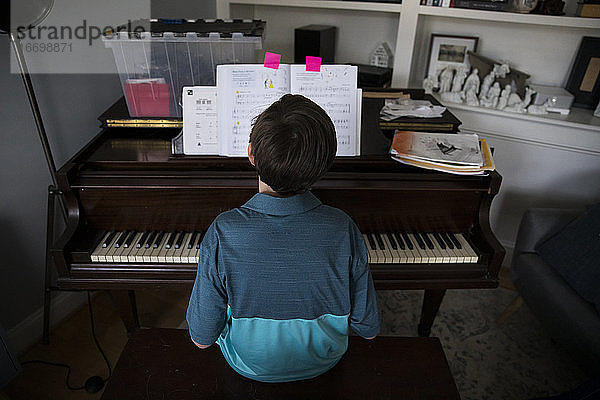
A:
[248, 143, 255, 166]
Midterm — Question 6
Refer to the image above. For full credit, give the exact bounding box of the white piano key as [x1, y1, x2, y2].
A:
[426, 233, 447, 264]
[363, 234, 375, 263]
[456, 234, 479, 263]
[408, 233, 426, 263]
[173, 232, 191, 263]
[150, 232, 168, 263]
[394, 232, 415, 264]
[91, 232, 111, 262]
[126, 232, 144, 262]
[105, 233, 123, 262]
[381, 234, 401, 264]
[374, 233, 393, 263]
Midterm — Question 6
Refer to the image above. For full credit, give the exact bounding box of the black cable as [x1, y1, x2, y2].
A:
[20, 290, 112, 391]
[87, 290, 112, 382]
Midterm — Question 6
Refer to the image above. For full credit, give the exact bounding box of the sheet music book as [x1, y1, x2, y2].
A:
[217, 64, 359, 157]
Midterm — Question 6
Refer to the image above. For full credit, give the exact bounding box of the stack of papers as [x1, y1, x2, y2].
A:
[390, 131, 495, 175]
[380, 99, 446, 121]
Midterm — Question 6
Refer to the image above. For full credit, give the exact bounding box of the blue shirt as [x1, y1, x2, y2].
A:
[186, 191, 380, 382]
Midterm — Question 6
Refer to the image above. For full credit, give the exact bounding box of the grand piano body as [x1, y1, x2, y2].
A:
[51, 116, 504, 336]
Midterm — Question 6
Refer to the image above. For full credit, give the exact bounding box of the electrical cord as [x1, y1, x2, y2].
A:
[21, 291, 112, 393]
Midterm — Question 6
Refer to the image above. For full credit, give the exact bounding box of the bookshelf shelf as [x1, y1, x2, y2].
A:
[223, 0, 403, 13]
[418, 5, 600, 29]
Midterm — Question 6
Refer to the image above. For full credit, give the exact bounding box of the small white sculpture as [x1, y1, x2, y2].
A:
[462, 68, 480, 95]
[370, 42, 394, 68]
[451, 65, 468, 92]
[479, 70, 496, 101]
[497, 84, 511, 110]
[504, 87, 535, 114]
[465, 87, 479, 106]
[521, 87, 535, 108]
[493, 63, 510, 79]
[439, 67, 454, 94]
[423, 75, 437, 95]
[488, 82, 501, 108]
[527, 101, 549, 115]
[441, 90, 465, 104]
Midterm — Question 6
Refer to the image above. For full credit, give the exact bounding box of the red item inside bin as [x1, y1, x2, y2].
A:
[124, 81, 170, 117]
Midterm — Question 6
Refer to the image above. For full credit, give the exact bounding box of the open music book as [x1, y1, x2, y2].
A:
[183, 64, 360, 157]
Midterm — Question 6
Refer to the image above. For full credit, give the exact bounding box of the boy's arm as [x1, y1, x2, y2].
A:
[349, 222, 381, 339]
[186, 223, 228, 349]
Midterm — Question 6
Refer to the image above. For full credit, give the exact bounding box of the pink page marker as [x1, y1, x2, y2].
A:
[306, 56, 322, 72]
[264, 52, 281, 69]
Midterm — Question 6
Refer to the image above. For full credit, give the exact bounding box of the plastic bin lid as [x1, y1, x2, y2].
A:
[106, 18, 265, 38]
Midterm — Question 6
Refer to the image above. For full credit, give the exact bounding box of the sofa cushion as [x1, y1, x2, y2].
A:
[536, 203, 600, 315]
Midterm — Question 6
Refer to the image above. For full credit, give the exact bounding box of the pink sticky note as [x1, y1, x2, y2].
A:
[306, 56, 322, 72]
[264, 52, 281, 69]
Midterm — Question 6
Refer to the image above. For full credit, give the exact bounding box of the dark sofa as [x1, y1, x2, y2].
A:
[510, 207, 600, 376]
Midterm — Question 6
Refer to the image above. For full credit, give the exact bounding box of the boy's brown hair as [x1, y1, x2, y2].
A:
[249, 94, 337, 196]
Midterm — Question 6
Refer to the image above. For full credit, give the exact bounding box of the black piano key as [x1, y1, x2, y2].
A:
[433, 232, 446, 249]
[166, 231, 178, 249]
[137, 231, 150, 248]
[401, 232, 413, 250]
[123, 231, 137, 248]
[393, 232, 405, 250]
[145, 231, 157, 248]
[102, 231, 117, 248]
[386, 233, 398, 250]
[153, 231, 166, 248]
[188, 231, 198, 249]
[448, 233, 462, 249]
[440, 232, 454, 249]
[175, 232, 185, 249]
[413, 233, 426, 250]
[114, 231, 129, 248]
[421, 233, 434, 250]
[366, 233, 377, 250]
[374, 233, 385, 250]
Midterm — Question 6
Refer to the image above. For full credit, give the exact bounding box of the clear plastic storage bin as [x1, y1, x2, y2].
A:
[104, 19, 265, 118]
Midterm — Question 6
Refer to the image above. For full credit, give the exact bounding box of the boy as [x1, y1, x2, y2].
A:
[186, 94, 380, 382]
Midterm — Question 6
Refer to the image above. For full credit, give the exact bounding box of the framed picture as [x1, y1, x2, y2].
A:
[566, 36, 600, 109]
[426, 34, 479, 79]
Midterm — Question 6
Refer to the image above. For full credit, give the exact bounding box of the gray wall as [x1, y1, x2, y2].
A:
[0, 0, 217, 335]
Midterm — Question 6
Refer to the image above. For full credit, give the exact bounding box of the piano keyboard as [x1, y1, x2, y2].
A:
[90, 230, 478, 265]
[91, 230, 204, 264]
[362, 232, 478, 264]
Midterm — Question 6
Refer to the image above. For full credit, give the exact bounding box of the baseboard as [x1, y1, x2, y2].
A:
[7, 291, 88, 356]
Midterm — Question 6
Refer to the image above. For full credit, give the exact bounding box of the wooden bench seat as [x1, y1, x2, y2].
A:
[100, 328, 460, 400]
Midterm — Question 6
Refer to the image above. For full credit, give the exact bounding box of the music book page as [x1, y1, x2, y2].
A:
[217, 64, 290, 157]
[182, 86, 218, 155]
[217, 64, 359, 157]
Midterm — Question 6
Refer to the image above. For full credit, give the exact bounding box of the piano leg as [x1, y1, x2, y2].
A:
[418, 289, 446, 337]
[108, 290, 140, 335]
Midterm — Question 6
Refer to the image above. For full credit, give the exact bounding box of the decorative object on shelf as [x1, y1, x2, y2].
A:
[527, 101, 549, 114]
[529, 84, 574, 115]
[565, 36, 600, 109]
[510, 0, 539, 13]
[465, 86, 480, 106]
[451, 65, 468, 92]
[532, 0, 565, 15]
[370, 42, 394, 69]
[423, 75, 438, 94]
[504, 87, 535, 113]
[463, 68, 480, 95]
[439, 67, 454, 93]
[468, 51, 530, 97]
[426, 34, 479, 81]
[441, 90, 465, 103]
[497, 84, 511, 110]
[479, 70, 497, 101]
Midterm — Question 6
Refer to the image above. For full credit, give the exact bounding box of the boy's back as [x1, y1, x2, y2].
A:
[186, 94, 380, 382]
[187, 191, 379, 382]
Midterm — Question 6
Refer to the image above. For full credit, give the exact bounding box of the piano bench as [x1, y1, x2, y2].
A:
[100, 328, 460, 400]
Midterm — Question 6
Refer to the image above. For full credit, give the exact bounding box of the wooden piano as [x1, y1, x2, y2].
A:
[51, 121, 504, 337]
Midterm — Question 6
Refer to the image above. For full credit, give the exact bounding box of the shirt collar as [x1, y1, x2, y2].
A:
[242, 191, 322, 216]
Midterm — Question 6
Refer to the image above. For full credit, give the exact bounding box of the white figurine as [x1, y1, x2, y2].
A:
[488, 82, 501, 108]
[479, 70, 496, 101]
[462, 68, 480, 95]
[439, 67, 454, 94]
[465, 87, 479, 106]
[493, 63, 510, 79]
[521, 87, 535, 108]
[451, 65, 468, 92]
[496, 84, 511, 110]
[423, 75, 437, 95]
[441, 90, 465, 104]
